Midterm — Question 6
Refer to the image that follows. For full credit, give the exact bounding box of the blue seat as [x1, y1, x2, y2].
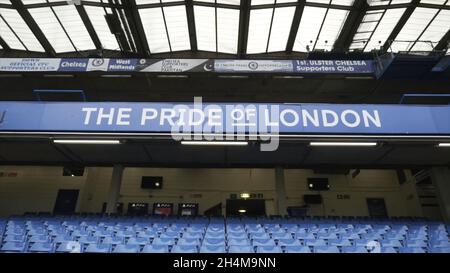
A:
[71, 230, 90, 237]
[303, 239, 327, 247]
[183, 232, 204, 239]
[284, 246, 311, 253]
[113, 244, 141, 253]
[55, 242, 82, 253]
[379, 247, 398, 253]
[84, 243, 111, 253]
[341, 246, 368, 253]
[429, 240, 450, 248]
[380, 239, 402, 248]
[317, 233, 338, 240]
[203, 238, 226, 246]
[295, 232, 316, 240]
[277, 238, 301, 247]
[102, 236, 124, 245]
[137, 230, 158, 238]
[256, 246, 282, 253]
[204, 232, 224, 239]
[177, 238, 200, 246]
[271, 233, 292, 240]
[228, 245, 254, 253]
[78, 236, 99, 245]
[163, 231, 181, 238]
[29, 235, 49, 243]
[252, 238, 276, 247]
[200, 244, 226, 253]
[354, 239, 373, 247]
[127, 237, 149, 245]
[0, 242, 26, 253]
[328, 239, 352, 247]
[53, 235, 74, 243]
[3, 235, 25, 242]
[171, 245, 198, 253]
[28, 242, 54, 253]
[227, 232, 247, 239]
[341, 233, 360, 240]
[405, 239, 427, 248]
[428, 247, 450, 253]
[314, 246, 340, 253]
[27, 229, 47, 236]
[399, 247, 426, 253]
[250, 233, 270, 240]
[141, 244, 169, 253]
[116, 230, 135, 238]
[152, 237, 175, 246]
[227, 238, 250, 246]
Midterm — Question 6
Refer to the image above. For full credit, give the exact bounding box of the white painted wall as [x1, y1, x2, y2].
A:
[0, 166, 423, 217]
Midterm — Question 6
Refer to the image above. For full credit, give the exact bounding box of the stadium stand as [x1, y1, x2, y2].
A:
[1, 216, 449, 253]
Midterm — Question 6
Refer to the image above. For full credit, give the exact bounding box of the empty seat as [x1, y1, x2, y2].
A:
[428, 247, 450, 253]
[295, 232, 316, 240]
[228, 245, 254, 253]
[250, 233, 270, 240]
[277, 238, 301, 247]
[3, 235, 25, 242]
[29, 235, 49, 243]
[429, 240, 450, 248]
[204, 232, 224, 239]
[284, 246, 311, 253]
[102, 236, 124, 245]
[183, 232, 204, 239]
[55, 242, 82, 253]
[227, 232, 248, 239]
[84, 243, 111, 253]
[405, 239, 427, 248]
[378, 247, 398, 253]
[177, 238, 200, 246]
[200, 244, 226, 253]
[52, 235, 74, 244]
[252, 238, 276, 247]
[28, 242, 54, 253]
[256, 246, 282, 253]
[171, 245, 198, 253]
[399, 247, 426, 253]
[0, 242, 26, 253]
[127, 237, 149, 246]
[152, 237, 175, 246]
[271, 233, 292, 240]
[203, 238, 226, 246]
[341, 246, 368, 253]
[328, 239, 352, 247]
[314, 246, 340, 253]
[78, 236, 99, 245]
[113, 244, 141, 253]
[303, 239, 327, 247]
[380, 239, 402, 248]
[317, 233, 338, 240]
[141, 244, 169, 253]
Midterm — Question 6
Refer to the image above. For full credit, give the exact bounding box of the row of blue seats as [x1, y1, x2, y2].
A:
[1, 241, 450, 253]
[2, 234, 450, 249]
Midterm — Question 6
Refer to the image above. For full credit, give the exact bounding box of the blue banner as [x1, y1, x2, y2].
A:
[0, 58, 375, 74]
[0, 102, 449, 135]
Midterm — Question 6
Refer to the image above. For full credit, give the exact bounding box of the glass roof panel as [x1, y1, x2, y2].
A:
[267, 6, 295, 52]
[163, 5, 191, 51]
[194, 5, 216, 52]
[390, 7, 439, 52]
[84, 5, 120, 50]
[139, 7, 171, 53]
[247, 8, 272, 53]
[217, 7, 239, 53]
[0, 8, 44, 52]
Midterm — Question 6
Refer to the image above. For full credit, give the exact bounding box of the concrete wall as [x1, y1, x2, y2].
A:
[0, 166, 423, 217]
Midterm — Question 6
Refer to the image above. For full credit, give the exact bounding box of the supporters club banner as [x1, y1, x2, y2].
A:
[0, 102, 449, 135]
[0, 58, 375, 74]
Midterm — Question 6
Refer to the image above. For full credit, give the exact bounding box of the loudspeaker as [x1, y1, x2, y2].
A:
[307, 178, 330, 191]
[141, 176, 163, 189]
